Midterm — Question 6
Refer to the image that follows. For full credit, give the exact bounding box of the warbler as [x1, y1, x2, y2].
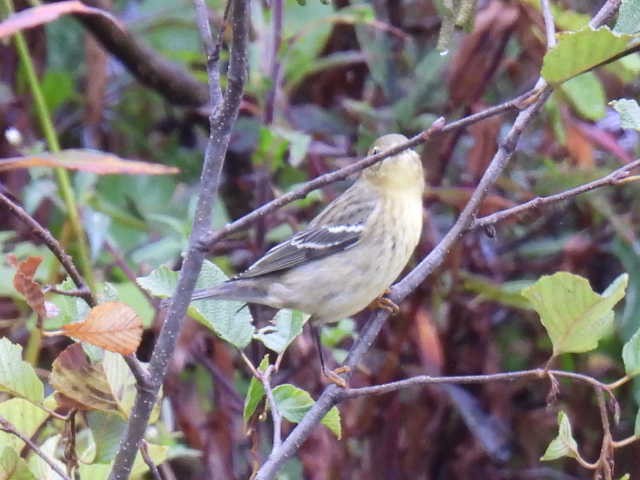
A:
[192, 133, 425, 385]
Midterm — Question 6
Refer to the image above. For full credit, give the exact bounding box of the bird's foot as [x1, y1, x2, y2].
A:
[323, 366, 351, 388]
[369, 290, 400, 315]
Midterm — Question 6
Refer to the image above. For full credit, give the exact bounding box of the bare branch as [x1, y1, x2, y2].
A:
[0, 415, 71, 480]
[76, 0, 209, 107]
[539, 0, 556, 49]
[470, 159, 640, 231]
[108, 1, 250, 478]
[262, 366, 282, 451]
[140, 441, 163, 480]
[193, 0, 223, 111]
[0, 191, 95, 307]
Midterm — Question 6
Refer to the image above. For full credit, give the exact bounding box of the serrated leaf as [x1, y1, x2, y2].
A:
[559, 72, 606, 121]
[541, 411, 578, 461]
[0, 447, 37, 480]
[623, 326, 640, 376]
[243, 356, 269, 424]
[0, 337, 44, 403]
[0, 399, 48, 452]
[57, 302, 143, 355]
[615, 0, 640, 34]
[254, 310, 306, 354]
[521, 272, 627, 356]
[272, 384, 341, 439]
[138, 261, 255, 348]
[136, 265, 178, 298]
[610, 98, 640, 130]
[542, 27, 634, 85]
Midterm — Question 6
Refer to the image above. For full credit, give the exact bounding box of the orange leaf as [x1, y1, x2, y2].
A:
[413, 308, 444, 374]
[0, 1, 122, 39]
[0, 149, 179, 175]
[8, 255, 46, 319]
[61, 302, 143, 355]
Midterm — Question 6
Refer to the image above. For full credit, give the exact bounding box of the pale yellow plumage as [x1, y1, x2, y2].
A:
[192, 134, 424, 325]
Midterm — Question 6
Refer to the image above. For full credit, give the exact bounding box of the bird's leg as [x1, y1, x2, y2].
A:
[368, 289, 400, 315]
[310, 322, 349, 388]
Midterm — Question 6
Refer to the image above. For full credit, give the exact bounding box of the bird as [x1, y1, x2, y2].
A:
[192, 133, 425, 386]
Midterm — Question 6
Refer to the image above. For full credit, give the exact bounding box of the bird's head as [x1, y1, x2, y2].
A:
[361, 134, 424, 192]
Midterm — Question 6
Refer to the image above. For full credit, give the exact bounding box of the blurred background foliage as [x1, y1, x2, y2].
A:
[2, 0, 640, 478]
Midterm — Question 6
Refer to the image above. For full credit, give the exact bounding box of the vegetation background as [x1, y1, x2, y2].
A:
[1, 0, 640, 479]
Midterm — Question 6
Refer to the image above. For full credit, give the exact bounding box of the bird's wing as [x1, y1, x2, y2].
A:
[235, 188, 377, 279]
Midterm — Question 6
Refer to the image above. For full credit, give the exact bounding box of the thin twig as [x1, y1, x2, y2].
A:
[140, 440, 163, 480]
[539, 0, 556, 49]
[43, 285, 92, 299]
[193, 0, 223, 111]
[0, 416, 71, 480]
[595, 389, 614, 479]
[0, 192, 95, 307]
[107, 1, 250, 478]
[261, 365, 282, 450]
[338, 368, 612, 400]
[470, 159, 640, 231]
[264, 0, 283, 124]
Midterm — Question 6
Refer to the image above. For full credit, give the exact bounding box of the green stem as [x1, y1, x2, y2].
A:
[4, 0, 96, 293]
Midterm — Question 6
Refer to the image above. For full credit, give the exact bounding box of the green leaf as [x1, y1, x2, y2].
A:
[618, 474, 631, 480]
[137, 265, 178, 298]
[623, 326, 640, 376]
[541, 411, 579, 461]
[272, 384, 341, 439]
[0, 399, 48, 452]
[0, 447, 37, 480]
[462, 273, 533, 310]
[47, 277, 90, 329]
[634, 409, 640, 436]
[559, 72, 606, 121]
[138, 261, 255, 348]
[0, 337, 44, 404]
[243, 356, 269, 424]
[254, 310, 306, 354]
[86, 411, 127, 463]
[27, 435, 64, 480]
[615, 0, 640, 34]
[610, 99, 640, 130]
[521, 272, 628, 356]
[542, 27, 634, 85]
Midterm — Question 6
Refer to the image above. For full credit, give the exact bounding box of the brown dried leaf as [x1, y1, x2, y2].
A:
[0, 1, 122, 39]
[8, 255, 46, 319]
[413, 308, 444, 374]
[61, 302, 143, 355]
[0, 150, 179, 175]
[50, 343, 119, 414]
[448, 0, 520, 106]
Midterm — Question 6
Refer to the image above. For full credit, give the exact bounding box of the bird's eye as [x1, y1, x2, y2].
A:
[371, 147, 380, 155]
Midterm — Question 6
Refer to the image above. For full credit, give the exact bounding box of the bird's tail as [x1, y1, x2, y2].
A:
[191, 279, 269, 305]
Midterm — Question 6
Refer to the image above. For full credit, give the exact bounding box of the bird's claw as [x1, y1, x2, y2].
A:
[323, 366, 350, 388]
[369, 292, 400, 315]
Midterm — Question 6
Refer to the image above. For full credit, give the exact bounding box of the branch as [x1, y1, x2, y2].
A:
[470, 159, 640, 231]
[140, 441, 163, 480]
[0, 191, 96, 307]
[264, 0, 283, 124]
[76, 0, 209, 107]
[107, 1, 250, 478]
[261, 366, 282, 451]
[193, 0, 223, 111]
[0, 415, 71, 480]
[339, 369, 612, 400]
